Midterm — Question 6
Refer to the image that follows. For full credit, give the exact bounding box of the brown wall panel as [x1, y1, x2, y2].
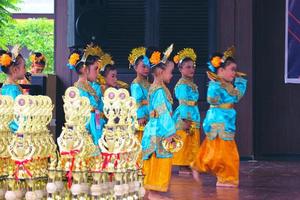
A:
[217, 0, 253, 157]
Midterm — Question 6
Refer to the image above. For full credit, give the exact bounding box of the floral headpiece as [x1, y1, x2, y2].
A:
[30, 53, 46, 66]
[0, 45, 22, 68]
[208, 46, 235, 72]
[67, 52, 81, 71]
[149, 43, 174, 68]
[0, 53, 13, 68]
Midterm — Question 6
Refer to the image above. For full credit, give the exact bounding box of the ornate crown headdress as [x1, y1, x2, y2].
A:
[128, 47, 150, 68]
[99, 53, 114, 72]
[173, 48, 197, 67]
[84, 43, 104, 58]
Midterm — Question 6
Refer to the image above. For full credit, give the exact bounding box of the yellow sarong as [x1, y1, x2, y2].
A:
[143, 153, 172, 192]
[191, 136, 239, 185]
[172, 129, 200, 166]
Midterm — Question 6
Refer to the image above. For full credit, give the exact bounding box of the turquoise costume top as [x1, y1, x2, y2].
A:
[91, 81, 104, 114]
[173, 77, 200, 130]
[0, 82, 22, 132]
[74, 81, 103, 145]
[130, 77, 150, 120]
[142, 83, 176, 160]
[91, 81, 106, 140]
[203, 77, 247, 140]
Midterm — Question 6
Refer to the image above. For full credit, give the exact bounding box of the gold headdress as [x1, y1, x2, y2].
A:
[99, 53, 114, 72]
[128, 47, 146, 68]
[207, 46, 246, 80]
[79, 43, 105, 64]
[84, 43, 105, 58]
[173, 48, 197, 66]
[161, 43, 174, 64]
[11, 45, 22, 62]
[222, 46, 235, 61]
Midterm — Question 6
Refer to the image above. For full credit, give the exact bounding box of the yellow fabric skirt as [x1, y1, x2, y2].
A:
[143, 153, 172, 192]
[191, 136, 239, 185]
[135, 130, 143, 164]
[135, 130, 143, 142]
[172, 129, 200, 166]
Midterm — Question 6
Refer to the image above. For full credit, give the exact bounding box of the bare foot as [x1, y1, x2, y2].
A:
[192, 169, 201, 183]
[216, 182, 238, 188]
[144, 190, 150, 200]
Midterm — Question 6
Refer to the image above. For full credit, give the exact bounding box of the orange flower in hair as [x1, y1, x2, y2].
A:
[0, 54, 13, 67]
[69, 53, 80, 66]
[211, 56, 222, 68]
[30, 54, 36, 63]
[173, 55, 180, 64]
[150, 51, 161, 65]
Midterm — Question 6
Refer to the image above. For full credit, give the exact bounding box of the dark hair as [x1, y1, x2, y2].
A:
[32, 52, 46, 65]
[100, 64, 117, 77]
[134, 55, 144, 67]
[0, 50, 6, 56]
[1, 52, 24, 74]
[178, 57, 194, 68]
[223, 56, 236, 67]
[85, 55, 100, 67]
[150, 62, 167, 75]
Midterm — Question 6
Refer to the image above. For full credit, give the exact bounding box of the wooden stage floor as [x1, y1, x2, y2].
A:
[158, 161, 300, 200]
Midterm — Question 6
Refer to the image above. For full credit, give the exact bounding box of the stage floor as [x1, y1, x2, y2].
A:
[160, 161, 300, 200]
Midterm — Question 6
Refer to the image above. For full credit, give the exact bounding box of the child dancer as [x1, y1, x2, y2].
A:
[0, 46, 26, 133]
[172, 48, 200, 174]
[29, 52, 46, 74]
[19, 52, 47, 93]
[67, 50, 102, 145]
[128, 47, 151, 141]
[191, 47, 247, 187]
[97, 53, 118, 93]
[142, 45, 176, 200]
[97, 53, 129, 91]
[0, 46, 25, 99]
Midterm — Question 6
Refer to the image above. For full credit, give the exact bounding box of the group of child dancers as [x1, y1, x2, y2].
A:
[0, 43, 247, 200]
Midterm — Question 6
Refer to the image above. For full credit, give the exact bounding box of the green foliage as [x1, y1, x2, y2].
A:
[0, 0, 20, 48]
[0, 18, 54, 82]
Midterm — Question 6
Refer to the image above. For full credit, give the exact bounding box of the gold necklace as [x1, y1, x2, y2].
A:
[74, 81, 99, 101]
[3, 79, 23, 94]
[149, 81, 173, 104]
[133, 76, 150, 89]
